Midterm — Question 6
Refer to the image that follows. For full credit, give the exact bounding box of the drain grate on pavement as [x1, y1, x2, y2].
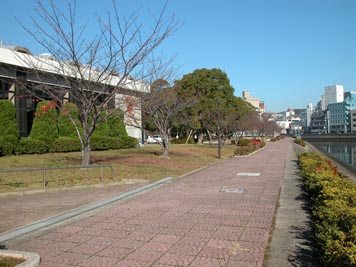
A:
[237, 172, 261, 177]
[220, 188, 247, 194]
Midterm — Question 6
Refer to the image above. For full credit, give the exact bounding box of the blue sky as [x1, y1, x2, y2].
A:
[1, 0, 356, 112]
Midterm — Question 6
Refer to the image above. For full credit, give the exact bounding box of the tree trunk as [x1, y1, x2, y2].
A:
[81, 141, 91, 167]
[185, 129, 193, 144]
[207, 130, 212, 145]
[197, 133, 204, 145]
[162, 135, 169, 157]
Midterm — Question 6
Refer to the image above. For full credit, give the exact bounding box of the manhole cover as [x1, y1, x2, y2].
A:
[220, 188, 246, 193]
[237, 172, 261, 177]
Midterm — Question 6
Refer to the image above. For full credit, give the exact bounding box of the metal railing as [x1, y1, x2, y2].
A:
[0, 165, 114, 191]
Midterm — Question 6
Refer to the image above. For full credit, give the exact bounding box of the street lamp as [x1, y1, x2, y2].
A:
[217, 97, 221, 158]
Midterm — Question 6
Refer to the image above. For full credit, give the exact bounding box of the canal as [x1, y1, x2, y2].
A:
[313, 142, 356, 172]
[302, 134, 356, 174]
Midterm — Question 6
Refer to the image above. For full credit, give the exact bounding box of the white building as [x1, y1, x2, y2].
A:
[0, 45, 147, 139]
[323, 85, 344, 110]
[306, 103, 313, 127]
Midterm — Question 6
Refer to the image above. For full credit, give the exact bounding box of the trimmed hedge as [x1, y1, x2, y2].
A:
[298, 152, 356, 266]
[237, 138, 250, 146]
[50, 137, 81, 153]
[0, 100, 19, 156]
[30, 101, 59, 144]
[294, 138, 306, 147]
[1, 100, 135, 155]
[58, 102, 80, 137]
[171, 138, 195, 144]
[16, 138, 49, 155]
[234, 139, 265, 156]
[92, 136, 137, 151]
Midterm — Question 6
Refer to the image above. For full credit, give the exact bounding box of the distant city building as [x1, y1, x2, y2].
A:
[242, 91, 265, 112]
[310, 110, 326, 134]
[327, 91, 356, 133]
[275, 108, 302, 134]
[350, 110, 356, 133]
[322, 85, 344, 110]
[306, 103, 313, 127]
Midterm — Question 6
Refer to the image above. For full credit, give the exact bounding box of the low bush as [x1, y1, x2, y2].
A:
[50, 137, 81, 153]
[16, 138, 49, 155]
[171, 138, 195, 144]
[294, 138, 306, 147]
[30, 101, 59, 144]
[0, 100, 19, 156]
[298, 152, 356, 266]
[270, 136, 283, 142]
[0, 135, 18, 156]
[237, 138, 250, 146]
[234, 139, 265, 156]
[234, 145, 255, 156]
[92, 136, 137, 151]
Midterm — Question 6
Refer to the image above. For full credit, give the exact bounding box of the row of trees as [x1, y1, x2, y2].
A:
[142, 68, 281, 156]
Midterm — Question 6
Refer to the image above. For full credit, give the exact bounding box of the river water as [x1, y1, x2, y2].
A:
[314, 142, 356, 172]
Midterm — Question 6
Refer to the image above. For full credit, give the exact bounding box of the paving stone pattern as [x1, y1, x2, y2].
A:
[10, 139, 291, 267]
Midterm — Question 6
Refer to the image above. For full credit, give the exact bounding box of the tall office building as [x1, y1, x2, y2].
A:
[323, 85, 344, 110]
[306, 103, 313, 127]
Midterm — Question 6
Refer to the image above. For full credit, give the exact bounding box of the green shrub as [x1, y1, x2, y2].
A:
[234, 145, 254, 156]
[94, 110, 128, 138]
[16, 138, 49, 154]
[50, 137, 81, 152]
[0, 100, 19, 155]
[171, 138, 195, 144]
[0, 135, 18, 156]
[118, 136, 138, 149]
[298, 152, 356, 266]
[294, 138, 305, 147]
[58, 103, 80, 137]
[30, 101, 59, 144]
[106, 111, 128, 137]
[237, 138, 250, 146]
[91, 136, 112, 151]
[91, 136, 137, 151]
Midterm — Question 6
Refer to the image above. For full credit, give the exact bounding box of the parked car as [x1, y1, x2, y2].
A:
[147, 135, 162, 144]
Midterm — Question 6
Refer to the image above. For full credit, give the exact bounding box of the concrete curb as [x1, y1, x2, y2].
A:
[0, 249, 40, 267]
[0, 176, 174, 243]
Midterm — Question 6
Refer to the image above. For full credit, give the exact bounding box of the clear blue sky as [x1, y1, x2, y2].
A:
[1, 0, 356, 112]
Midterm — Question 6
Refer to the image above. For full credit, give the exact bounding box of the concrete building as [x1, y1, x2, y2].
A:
[310, 101, 327, 134]
[306, 103, 313, 128]
[323, 85, 344, 110]
[350, 110, 356, 133]
[327, 91, 356, 133]
[0, 45, 147, 139]
[242, 91, 265, 112]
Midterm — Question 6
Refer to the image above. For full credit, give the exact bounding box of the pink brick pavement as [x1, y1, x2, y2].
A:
[10, 138, 291, 267]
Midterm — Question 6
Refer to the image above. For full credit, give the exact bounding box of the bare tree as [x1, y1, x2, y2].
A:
[230, 110, 259, 142]
[142, 82, 195, 157]
[17, 0, 180, 166]
[257, 113, 281, 137]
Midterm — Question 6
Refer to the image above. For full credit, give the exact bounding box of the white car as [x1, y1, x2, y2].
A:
[147, 135, 163, 144]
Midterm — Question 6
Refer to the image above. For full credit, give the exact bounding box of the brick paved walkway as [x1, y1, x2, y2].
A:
[9, 138, 291, 267]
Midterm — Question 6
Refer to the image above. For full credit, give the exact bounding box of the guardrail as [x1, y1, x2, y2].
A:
[0, 165, 114, 191]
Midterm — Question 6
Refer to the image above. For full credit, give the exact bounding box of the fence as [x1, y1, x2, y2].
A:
[0, 165, 114, 192]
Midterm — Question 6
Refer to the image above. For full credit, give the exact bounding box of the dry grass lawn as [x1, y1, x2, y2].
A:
[0, 144, 236, 192]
